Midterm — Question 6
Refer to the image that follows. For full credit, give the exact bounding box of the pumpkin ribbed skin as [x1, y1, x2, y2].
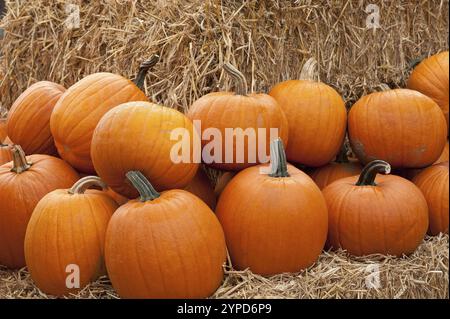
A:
[105, 189, 226, 299]
[269, 80, 347, 167]
[7, 81, 65, 155]
[323, 163, 428, 257]
[216, 163, 328, 275]
[407, 51, 449, 129]
[413, 162, 449, 235]
[91, 101, 199, 198]
[310, 161, 362, 190]
[50, 73, 148, 173]
[184, 169, 216, 210]
[0, 144, 12, 166]
[187, 92, 288, 171]
[435, 140, 449, 164]
[348, 89, 447, 168]
[0, 151, 79, 268]
[24, 180, 117, 296]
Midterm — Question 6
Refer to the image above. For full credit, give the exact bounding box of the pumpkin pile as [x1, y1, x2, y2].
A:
[0, 51, 448, 298]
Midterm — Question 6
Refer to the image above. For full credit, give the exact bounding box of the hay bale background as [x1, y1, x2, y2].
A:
[0, 0, 448, 112]
[0, 234, 448, 299]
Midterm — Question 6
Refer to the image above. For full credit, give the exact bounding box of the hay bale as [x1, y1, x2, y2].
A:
[0, 0, 448, 111]
[0, 234, 448, 299]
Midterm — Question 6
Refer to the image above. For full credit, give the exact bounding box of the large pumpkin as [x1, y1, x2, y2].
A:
[7, 81, 65, 155]
[0, 143, 12, 166]
[269, 58, 347, 167]
[24, 176, 117, 296]
[50, 55, 158, 173]
[187, 63, 288, 171]
[91, 101, 199, 198]
[216, 139, 328, 275]
[348, 89, 447, 168]
[407, 51, 449, 129]
[105, 171, 227, 298]
[322, 160, 429, 256]
[0, 146, 79, 268]
[413, 162, 449, 235]
[184, 168, 216, 210]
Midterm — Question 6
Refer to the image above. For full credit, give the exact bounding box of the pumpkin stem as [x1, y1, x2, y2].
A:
[299, 57, 319, 81]
[223, 63, 248, 96]
[356, 160, 391, 186]
[269, 138, 290, 178]
[68, 176, 108, 195]
[10, 145, 32, 174]
[126, 171, 160, 202]
[134, 54, 159, 91]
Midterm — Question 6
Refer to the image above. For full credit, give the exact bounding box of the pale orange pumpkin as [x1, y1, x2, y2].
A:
[50, 56, 158, 173]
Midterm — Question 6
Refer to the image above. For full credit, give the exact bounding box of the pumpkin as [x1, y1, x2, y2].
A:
[184, 168, 216, 210]
[0, 145, 79, 268]
[0, 118, 7, 143]
[24, 176, 117, 296]
[214, 171, 236, 199]
[322, 160, 429, 256]
[348, 89, 447, 168]
[50, 55, 158, 173]
[310, 143, 362, 190]
[413, 162, 449, 235]
[7, 81, 65, 155]
[105, 171, 226, 298]
[187, 63, 288, 171]
[91, 101, 199, 198]
[269, 58, 347, 167]
[435, 140, 449, 164]
[216, 138, 328, 275]
[0, 143, 12, 166]
[407, 51, 449, 129]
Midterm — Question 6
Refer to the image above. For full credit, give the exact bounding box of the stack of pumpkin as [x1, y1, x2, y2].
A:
[0, 51, 448, 299]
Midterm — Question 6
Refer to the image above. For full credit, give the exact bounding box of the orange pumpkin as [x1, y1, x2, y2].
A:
[184, 168, 216, 210]
[50, 55, 158, 173]
[91, 101, 199, 198]
[348, 89, 447, 168]
[0, 143, 12, 166]
[24, 176, 117, 296]
[187, 63, 288, 171]
[413, 162, 449, 235]
[0, 146, 79, 268]
[323, 160, 429, 256]
[105, 171, 227, 298]
[407, 51, 449, 129]
[269, 58, 347, 167]
[0, 118, 7, 143]
[7, 81, 65, 155]
[435, 140, 449, 164]
[216, 139, 328, 275]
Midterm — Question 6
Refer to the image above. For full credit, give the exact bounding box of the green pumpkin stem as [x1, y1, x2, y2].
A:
[269, 138, 290, 178]
[223, 63, 248, 96]
[126, 171, 160, 202]
[68, 176, 108, 195]
[356, 160, 391, 186]
[10, 145, 32, 174]
[134, 54, 160, 91]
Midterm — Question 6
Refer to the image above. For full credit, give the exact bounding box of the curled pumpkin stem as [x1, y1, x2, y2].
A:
[10, 145, 32, 174]
[68, 176, 108, 195]
[356, 160, 391, 186]
[223, 63, 248, 96]
[126, 171, 160, 202]
[269, 138, 290, 178]
[134, 54, 160, 91]
[299, 57, 319, 81]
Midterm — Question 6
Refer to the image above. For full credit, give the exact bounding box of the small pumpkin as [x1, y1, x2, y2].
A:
[0, 143, 12, 166]
[91, 101, 199, 198]
[322, 160, 429, 256]
[187, 63, 288, 171]
[50, 55, 158, 173]
[348, 89, 447, 168]
[184, 168, 216, 210]
[24, 176, 117, 296]
[413, 162, 449, 235]
[216, 139, 328, 275]
[269, 58, 347, 167]
[7, 81, 65, 155]
[105, 171, 227, 299]
[407, 51, 449, 129]
[0, 146, 79, 268]
[310, 143, 362, 190]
